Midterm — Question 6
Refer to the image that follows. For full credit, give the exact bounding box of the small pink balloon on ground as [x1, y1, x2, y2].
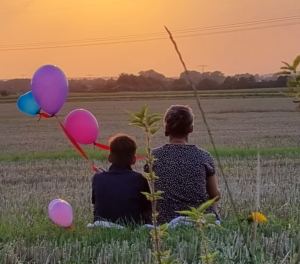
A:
[48, 199, 61, 210]
[64, 109, 99, 145]
[48, 199, 73, 227]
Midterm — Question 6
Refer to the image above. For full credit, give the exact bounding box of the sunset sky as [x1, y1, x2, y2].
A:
[0, 0, 300, 79]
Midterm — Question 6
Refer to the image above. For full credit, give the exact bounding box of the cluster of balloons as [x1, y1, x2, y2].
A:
[17, 65, 98, 228]
[17, 64, 102, 148]
[17, 65, 69, 116]
[17, 64, 144, 228]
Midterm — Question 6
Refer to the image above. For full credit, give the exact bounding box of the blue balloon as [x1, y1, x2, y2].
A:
[17, 91, 40, 116]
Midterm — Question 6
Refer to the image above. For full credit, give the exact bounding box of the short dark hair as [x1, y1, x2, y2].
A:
[164, 105, 194, 137]
[109, 133, 137, 165]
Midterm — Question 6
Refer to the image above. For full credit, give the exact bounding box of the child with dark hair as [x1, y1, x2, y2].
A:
[146, 105, 221, 225]
[91, 134, 151, 227]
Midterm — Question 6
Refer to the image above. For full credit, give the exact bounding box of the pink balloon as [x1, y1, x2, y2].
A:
[48, 199, 73, 227]
[64, 109, 99, 145]
[48, 199, 61, 210]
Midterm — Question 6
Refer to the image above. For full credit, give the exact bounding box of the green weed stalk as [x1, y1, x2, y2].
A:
[179, 197, 221, 264]
[277, 55, 300, 264]
[277, 55, 300, 109]
[129, 105, 175, 264]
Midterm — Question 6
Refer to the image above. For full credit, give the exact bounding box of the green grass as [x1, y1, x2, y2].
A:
[2, 147, 300, 263]
[209, 146, 300, 158]
[1, 211, 299, 263]
[1, 146, 300, 162]
[0, 87, 291, 103]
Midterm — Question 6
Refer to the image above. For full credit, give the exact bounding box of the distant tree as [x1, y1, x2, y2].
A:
[238, 77, 249, 88]
[128, 74, 140, 86]
[172, 78, 187, 85]
[197, 79, 219, 90]
[0, 90, 9, 96]
[233, 73, 252, 79]
[179, 70, 202, 84]
[222, 76, 239, 89]
[170, 78, 189, 91]
[93, 78, 106, 86]
[104, 78, 117, 91]
[138, 69, 166, 82]
[180, 70, 226, 85]
[209, 71, 226, 84]
[275, 76, 289, 87]
[0, 79, 30, 93]
[136, 75, 150, 87]
[117, 73, 131, 85]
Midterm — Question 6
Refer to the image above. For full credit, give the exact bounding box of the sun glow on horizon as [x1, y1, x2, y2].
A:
[0, 0, 300, 79]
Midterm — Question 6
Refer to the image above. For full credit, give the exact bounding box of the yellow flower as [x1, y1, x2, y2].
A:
[249, 212, 267, 223]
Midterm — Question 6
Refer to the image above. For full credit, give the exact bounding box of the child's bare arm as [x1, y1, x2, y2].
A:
[206, 175, 221, 211]
[142, 210, 151, 223]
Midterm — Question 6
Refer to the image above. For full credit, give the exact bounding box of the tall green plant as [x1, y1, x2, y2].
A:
[179, 197, 221, 264]
[278, 55, 300, 264]
[277, 55, 300, 109]
[129, 105, 176, 264]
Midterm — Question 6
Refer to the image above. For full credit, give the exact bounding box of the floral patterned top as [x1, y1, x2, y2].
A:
[145, 144, 217, 224]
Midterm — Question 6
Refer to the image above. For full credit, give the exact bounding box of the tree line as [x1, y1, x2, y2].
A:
[0, 69, 288, 95]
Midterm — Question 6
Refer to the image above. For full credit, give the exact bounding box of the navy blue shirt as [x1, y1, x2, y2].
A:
[92, 164, 151, 225]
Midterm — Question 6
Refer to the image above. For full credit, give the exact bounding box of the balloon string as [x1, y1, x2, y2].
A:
[65, 225, 91, 234]
[93, 142, 146, 160]
[54, 116, 98, 172]
[37, 112, 52, 122]
[94, 142, 110, 150]
[65, 225, 75, 230]
[135, 154, 147, 160]
[37, 111, 97, 172]
[36, 112, 146, 166]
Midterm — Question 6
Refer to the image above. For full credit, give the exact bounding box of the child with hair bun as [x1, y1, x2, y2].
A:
[147, 105, 221, 225]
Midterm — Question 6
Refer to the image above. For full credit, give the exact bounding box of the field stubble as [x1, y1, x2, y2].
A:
[1, 97, 300, 263]
[1, 98, 300, 156]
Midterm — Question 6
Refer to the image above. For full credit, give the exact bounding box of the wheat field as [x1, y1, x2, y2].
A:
[1, 97, 300, 263]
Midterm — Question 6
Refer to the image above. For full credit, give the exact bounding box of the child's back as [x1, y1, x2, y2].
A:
[146, 105, 221, 225]
[152, 144, 216, 224]
[92, 164, 150, 225]
[92, 134, 150, 226]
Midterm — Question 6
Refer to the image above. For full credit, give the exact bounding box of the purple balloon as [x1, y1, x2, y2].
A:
[48, 199, 73, 227]
[31, 65, 68, 115]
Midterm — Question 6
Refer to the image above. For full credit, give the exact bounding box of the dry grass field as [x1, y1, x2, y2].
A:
[0, 87, 290, 104]
[1, 97, 300, 263]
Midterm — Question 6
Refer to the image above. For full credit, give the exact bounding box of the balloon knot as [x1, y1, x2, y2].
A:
[37, 114, 42, 122]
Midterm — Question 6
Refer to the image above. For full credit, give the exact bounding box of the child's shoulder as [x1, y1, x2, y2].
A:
[92, 171, 106, 180]
[130, 170, 144, 178]
[152, 145, 168, 155]
[152, 146, 163, 152]
[194, 146, 214, 158]
[152, 144, 212, 156]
